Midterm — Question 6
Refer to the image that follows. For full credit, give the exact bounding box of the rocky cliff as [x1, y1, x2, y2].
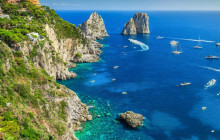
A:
[121, 18, 137, 35]
[79, 12, 109, 40]
[0, 41, 89, 140]
[122, 13, 150, 35]
[0, 2, 108, 140]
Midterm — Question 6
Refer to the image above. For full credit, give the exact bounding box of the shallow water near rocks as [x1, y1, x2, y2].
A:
[57, 11, 220, 139]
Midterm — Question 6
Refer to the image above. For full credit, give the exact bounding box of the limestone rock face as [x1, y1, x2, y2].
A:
[121, 18, 136, 35]
[120, 111, 144, 128]
[122, 13, 150, 35]
[79, 12, 109, 40]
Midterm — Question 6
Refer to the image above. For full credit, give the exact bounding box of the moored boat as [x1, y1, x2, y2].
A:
[193, 36, 202, 49]
[216, 43, 220, 46]
[170, 40, 178, 45]
[205, 55, 219, 59]
[180, 82, 191, 86]
[172, 44, 182, 54]
[157, 36, 164, 39]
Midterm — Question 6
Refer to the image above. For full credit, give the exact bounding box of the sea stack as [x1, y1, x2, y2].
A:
[79, 12, 109, 40]
[122, 13, 150, 35]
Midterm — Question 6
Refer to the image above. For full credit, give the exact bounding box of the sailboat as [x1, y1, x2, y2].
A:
[172, 44, 182, 54]
[193, 36, 202, 49]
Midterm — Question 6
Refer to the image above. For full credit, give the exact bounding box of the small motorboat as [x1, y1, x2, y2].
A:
[122, 92, 127, 95]
[90, 80, 95, 83]
[205, 79, 216, 89]
[112, 79, 116, 81]
[113, 66, 119, 69]
[157, 36, 164, 39]
[180, 82, 191, 86]
[124, 46, 129, 48]
[216, 43, 220, 46]
[211, 130, 215, 133]
[205, 55, 219, 59]
[202, 107, 207, 110]
[170, 40, 178, 45]
[193, 46, 202, 49]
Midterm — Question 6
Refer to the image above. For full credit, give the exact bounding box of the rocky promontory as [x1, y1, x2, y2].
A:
[79, 12, 109, 40]
[120, 111, 144, 128]
[122, 13, 150, 35]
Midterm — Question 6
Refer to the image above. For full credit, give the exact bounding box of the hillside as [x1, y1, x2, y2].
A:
[0, 0, 101, 139]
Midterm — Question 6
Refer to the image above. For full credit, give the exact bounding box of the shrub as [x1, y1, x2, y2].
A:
[14, 84, 30, 98]
[75, 53, 82, 58]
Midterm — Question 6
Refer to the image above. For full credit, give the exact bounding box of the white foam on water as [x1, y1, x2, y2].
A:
[166, 37, 215, 43]
[199, 66, 220, 72]
[128, 39, 149, 51]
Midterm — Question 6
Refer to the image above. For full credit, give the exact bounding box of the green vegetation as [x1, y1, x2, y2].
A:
[0, 36, 71, 139]
[0, 1, 89, 139]
[0, 0, 86, 45]
[76, 52, 82, 58]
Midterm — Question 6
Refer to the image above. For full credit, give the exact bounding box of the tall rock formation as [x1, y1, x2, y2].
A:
[122, 13, 150, 35]
[121, 18, 137, 35]
[79, 12, 109, 40]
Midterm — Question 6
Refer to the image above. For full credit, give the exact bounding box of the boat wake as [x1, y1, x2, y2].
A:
[199, 66, 220, 72]
[166, 37, 215, 43]
[128, 39, 149, 51]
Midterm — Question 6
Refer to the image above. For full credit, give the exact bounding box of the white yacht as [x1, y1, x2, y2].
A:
[170, 40, 178, 45]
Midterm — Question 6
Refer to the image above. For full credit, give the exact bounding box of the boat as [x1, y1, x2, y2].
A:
[112, 79, 116, 81]
[204, 79, 216, 89]
[202, 107, 207, 110]
[193, 36, 202, 49]
[180, 82, 191, 86]
[157, 36, 164, 39]
[172, 44, 182, 54]
[205, 55, 219, 59]
[90, 80, 95, 83]
[216, 43, 220, 46]
[113, 66, 119, 69]
[122, 92, 127, 95]
[170, 40, 178, 45]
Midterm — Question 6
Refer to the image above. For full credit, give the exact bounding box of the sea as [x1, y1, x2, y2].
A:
[57, 11, 220, 140]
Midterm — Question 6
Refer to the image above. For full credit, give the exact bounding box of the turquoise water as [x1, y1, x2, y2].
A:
[58, 11, 220, 139]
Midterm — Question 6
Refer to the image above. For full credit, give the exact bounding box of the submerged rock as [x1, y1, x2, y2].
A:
[122, 13, 150, 35]
[79, 12, 109, 40]
[120, 111, 144, 128]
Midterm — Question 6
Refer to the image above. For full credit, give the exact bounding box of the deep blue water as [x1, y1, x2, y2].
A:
[57, 11, 220, 140]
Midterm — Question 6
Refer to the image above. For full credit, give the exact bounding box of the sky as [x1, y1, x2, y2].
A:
[39, 0, 220, 11]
